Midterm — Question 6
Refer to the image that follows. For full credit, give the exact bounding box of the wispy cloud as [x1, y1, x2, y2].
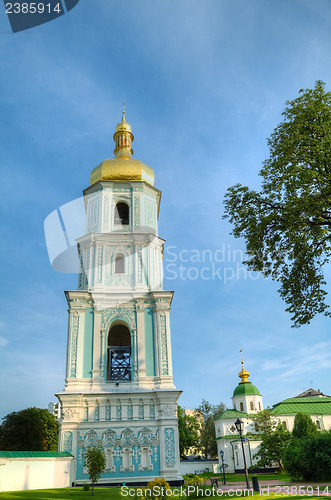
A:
[262, 342, 331, 379]
[0, 337, 9, 348]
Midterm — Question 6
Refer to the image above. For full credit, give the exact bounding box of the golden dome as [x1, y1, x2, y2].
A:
[90, 105, 155, 187]
[90, 158, 155, 186]
[238, 348, 250, 383]
[238, 366, 250, 384]
[115, 117, 132, 133]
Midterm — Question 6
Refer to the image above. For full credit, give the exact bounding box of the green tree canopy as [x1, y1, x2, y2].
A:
[0, 407, 59, 451]
[282, 430, 331, 481]
[177, 405, 200, 458]
[253, 410, 291, 470]
[292, 412, 318, 439]
[223, 81, 331, 327]
[84, 446, 106, 495]
[195, 399, 226, 458]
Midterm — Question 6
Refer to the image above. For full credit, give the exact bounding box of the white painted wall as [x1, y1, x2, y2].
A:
[180, 460, 218, 475]
[0, 457, 73, 492]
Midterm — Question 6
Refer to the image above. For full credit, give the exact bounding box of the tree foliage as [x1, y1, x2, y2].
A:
[84, 447, 106, 495]
[253, 410, 291, 470]
[177, 405, 200, 458]
[292, 412, 318, 439]
[0, 407, 59, 451]
[195, 399, 226, 458]
[282, 431, 331, 481]
[223, 81, 331, 327]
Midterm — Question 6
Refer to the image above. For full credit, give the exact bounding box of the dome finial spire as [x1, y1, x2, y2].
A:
[113, 103, 134, 159]
[238, 348, 250, 383]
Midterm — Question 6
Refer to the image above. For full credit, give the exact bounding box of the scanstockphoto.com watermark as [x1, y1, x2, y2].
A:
[164, 246, 266, 284]
[121, 485, 330, 498]
[121, 485, 254, 497]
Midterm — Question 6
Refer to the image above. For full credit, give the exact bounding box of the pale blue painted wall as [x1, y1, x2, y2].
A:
[76, 444, 160, 480]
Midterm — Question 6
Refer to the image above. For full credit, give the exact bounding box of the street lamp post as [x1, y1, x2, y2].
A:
[219, 450, 226, 485]
[234, 418, 250, 490]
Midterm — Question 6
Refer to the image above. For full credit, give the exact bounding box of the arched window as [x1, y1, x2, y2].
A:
[258, 402, 261, 411]
[114, 202, 129, 225]
[250, 401, 254, 411]
[115, 254, 125, 274]
[282, 421, 287, 429]
[240, 402, 244, 412]
[107, 324, 131, 381]
[316, 420, 321, 429]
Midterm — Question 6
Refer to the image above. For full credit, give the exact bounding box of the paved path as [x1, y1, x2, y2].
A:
[203, 478, 331, 496]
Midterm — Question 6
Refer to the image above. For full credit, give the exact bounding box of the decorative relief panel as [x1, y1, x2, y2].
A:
[164, 428, 176, 467]
[134, 195, 140, 227]
[127, 400, 133, 421]
[103, 195, 110, 231]
[150, 403, 155, 420]
[116, 401, 122, 421]
[78, 251, 84, 289]
[137, 246, 143, 283]
[62, 431, 73, 453]
[146, 199, 154, 227]
[94, 403, 100, 422]
[138, 400, 144, 420]
[105, 403, 111, 421]
[85, 248, 90, 287]
[160, 405, 173, 417]
[70, 312, 79, 378]
[77, 426, 160, 474]
[88, 198, 99, 230]
[101, 305, 136, 333]
[96, 247, 103, 283]
[159, 313, 169, 376]
[63, 408, 76, 421]
[151, 247, 155, 286]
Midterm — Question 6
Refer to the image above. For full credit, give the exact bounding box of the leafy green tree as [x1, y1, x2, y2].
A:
[0, 407, 59, 451]
[282, 431, 331, 481]
[223, 81, 331, 327]
[253, 410, 291, 471]
[177, 405, 200, 458]
[195, 399, 226, 458]
[84, 447, 106, 495]
[292, 412, 318, 439]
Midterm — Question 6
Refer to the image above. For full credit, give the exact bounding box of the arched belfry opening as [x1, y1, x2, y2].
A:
[114, 202, 129, 225]
[107, 323, 131, 381]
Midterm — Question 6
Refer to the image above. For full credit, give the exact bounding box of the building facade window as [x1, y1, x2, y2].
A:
[107, 324, 131, 381]
[250, 401, 254, 411]
[115, 254, 125, 274]
[114, 202, 129, 225]
[240, 402, 244, 412]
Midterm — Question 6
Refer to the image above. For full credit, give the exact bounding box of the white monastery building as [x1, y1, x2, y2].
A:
[215, 357, 331, 473]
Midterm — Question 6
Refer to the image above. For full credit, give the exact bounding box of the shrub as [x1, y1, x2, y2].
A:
[282, 431, 331, 481]
[143, 477, 171, 499]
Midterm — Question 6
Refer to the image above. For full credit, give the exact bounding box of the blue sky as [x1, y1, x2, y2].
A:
[1, 0, 331, 420]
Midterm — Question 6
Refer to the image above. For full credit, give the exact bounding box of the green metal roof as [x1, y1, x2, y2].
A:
[215, 408, 248, 420]
[233, 382, 260, 397]
[0, 451, 73, 458]
[271, 397, 331, 416]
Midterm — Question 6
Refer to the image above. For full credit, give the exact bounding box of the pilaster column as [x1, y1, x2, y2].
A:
[135, 300, 146, 380]
[92, 310, 101, 380]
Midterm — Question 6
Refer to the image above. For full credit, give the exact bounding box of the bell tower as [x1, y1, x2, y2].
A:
[56, 110, 182, 485]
